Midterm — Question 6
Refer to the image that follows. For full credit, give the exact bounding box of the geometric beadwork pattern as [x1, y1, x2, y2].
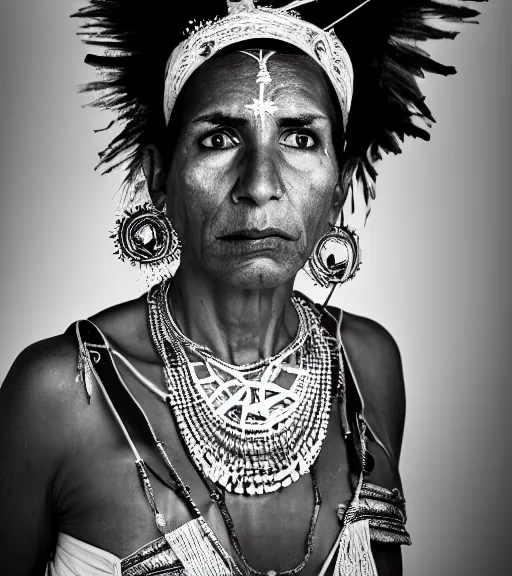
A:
[189, 355, 307, 431]
[148, 280, 343, 496]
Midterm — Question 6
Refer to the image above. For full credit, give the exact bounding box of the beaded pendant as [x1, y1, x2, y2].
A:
[148, 281, 340, 495]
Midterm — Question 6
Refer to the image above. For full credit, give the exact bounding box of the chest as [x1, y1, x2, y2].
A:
[56, 369, 354, 575]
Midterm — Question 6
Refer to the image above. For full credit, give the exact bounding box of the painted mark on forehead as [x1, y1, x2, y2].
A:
[239, 50, 278, 130]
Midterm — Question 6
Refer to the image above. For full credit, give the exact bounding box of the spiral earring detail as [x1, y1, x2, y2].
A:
[112, 203, 181, 285]
[305, 224, 361, 289]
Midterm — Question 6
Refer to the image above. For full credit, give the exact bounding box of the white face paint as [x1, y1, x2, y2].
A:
[239, 50, 278, 130]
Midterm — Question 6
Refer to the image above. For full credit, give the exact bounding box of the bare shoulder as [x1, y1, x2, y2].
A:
[89, 293, 158, 363]
[0, 291, 151, 449]
[339, 311, 406, 468]
[0, 333, 86, 453]
[340, 311, 403, 377]
[1, 333, 82, 409]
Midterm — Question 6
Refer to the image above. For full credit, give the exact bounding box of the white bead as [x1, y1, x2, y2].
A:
[246, 483, 256, 496]
[264, 482, 281, 493]
[281, 477, 292, 488]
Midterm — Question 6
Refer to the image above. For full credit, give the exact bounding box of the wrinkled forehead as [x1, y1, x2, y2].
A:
[172, 47, 341, 128]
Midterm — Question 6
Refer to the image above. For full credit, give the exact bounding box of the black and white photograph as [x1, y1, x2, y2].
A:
[0, 1, 509, 575]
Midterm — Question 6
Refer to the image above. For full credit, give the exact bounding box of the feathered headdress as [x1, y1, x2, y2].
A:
[73, 0, 486, 215]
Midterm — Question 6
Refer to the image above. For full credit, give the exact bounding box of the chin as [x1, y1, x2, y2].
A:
[211, 258, 299, 291]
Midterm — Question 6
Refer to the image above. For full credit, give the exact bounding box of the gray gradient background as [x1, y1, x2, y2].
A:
[0, 1, 510, 574]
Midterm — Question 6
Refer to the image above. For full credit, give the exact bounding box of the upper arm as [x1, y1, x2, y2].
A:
[341, 314, 406, 482]
[340, 315, 408, 575]
[0, 336, 81, 575]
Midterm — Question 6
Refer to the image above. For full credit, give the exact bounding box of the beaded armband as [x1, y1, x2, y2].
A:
[338, 482, 412, 546]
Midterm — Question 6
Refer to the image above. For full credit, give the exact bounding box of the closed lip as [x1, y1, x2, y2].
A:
[218, 228, 297, 241]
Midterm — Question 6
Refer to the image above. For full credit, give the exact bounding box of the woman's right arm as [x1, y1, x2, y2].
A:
[0, 336, 79, 575]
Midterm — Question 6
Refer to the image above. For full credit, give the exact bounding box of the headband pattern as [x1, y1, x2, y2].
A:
[163, 2, 354, 131]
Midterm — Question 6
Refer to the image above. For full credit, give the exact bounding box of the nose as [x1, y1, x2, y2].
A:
[231, 146, 284, 206]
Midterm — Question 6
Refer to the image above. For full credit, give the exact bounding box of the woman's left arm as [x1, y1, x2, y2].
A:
[341, 314, 408, 576]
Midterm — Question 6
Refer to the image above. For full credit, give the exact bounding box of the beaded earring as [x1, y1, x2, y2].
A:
[305, 224, 361, 289]
[112, 203, 181, 284]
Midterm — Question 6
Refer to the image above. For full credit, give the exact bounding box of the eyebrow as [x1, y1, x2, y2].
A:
[277, 113, 328, 128]
[191, 113, 248, 127]
[191, 111, 328, 128]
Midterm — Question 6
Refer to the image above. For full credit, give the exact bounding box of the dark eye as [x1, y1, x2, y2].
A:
[280, 131, 316, 149]
[200, 132, 240, 149]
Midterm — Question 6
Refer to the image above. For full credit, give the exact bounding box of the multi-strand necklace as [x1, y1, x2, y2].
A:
[148, 280, 338, 496]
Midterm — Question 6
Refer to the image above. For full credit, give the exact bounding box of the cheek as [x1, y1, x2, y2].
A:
[283, 140, 338, 192]
[166, 149, 228, 238]
[281, 150, 338, 237]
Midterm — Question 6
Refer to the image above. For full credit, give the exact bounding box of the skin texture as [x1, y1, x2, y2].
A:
[146, 51, 344, 366]
[0, 50, 405, 575]
[163, 51, 342, 289]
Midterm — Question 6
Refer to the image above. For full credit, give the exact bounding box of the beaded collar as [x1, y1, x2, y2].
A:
[147, 279, 343, 496]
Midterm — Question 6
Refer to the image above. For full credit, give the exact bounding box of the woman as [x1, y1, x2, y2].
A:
[0, 1, 486, 575]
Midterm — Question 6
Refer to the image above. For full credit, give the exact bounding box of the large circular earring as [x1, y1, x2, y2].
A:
[305, 224, 361, 289]
[112, 203, 181, 284]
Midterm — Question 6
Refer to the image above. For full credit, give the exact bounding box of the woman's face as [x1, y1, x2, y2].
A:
[165, 50, 343, 290]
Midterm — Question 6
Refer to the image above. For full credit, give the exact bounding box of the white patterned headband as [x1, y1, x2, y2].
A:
[163, 0, 370, 131]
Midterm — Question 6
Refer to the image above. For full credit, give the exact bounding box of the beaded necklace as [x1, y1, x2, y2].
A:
[147, 280, 338, 496]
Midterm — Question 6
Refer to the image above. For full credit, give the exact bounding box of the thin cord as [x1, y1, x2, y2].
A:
[278, 0, 317, 12]
[112, 348, 168, 402]
[324, 0, 371, 31]
[321, 283, 338, 311]
[86, 360, 142, 461]
[316, 526, 344, 576]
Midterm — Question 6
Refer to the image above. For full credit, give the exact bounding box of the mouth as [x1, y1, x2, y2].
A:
[218, 228, 296, 241]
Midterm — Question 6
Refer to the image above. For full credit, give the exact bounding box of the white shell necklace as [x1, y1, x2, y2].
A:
[147, 280, 338, 495]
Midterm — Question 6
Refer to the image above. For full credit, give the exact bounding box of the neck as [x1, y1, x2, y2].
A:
[168, 266, 298, 366]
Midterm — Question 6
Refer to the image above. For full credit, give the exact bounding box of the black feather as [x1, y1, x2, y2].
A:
[73, 0, 487, 208]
